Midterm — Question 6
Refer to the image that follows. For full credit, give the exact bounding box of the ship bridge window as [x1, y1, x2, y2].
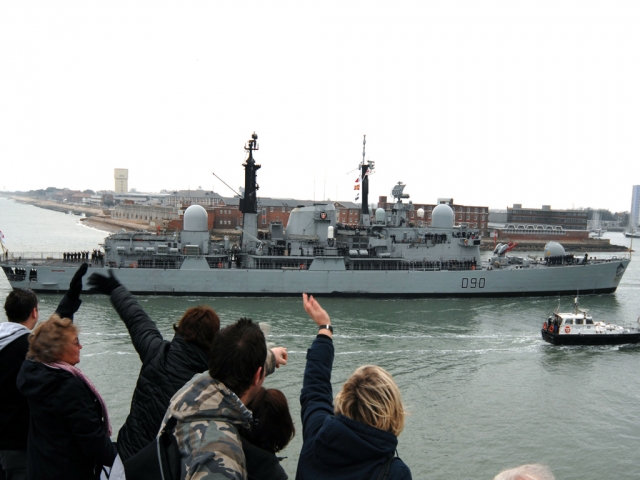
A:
[575, 318, 584, 325]
[586, 319, 594, 325]
[563, 319, 574, 325]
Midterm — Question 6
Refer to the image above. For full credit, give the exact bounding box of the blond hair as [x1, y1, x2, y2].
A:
[28, 314, 77, 363]
[334, 365, 406, 436]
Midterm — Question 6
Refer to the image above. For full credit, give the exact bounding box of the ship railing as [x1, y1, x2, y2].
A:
[0, 252, 73, 265]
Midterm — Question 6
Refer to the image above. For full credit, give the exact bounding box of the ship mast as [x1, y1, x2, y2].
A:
[239, 132, 261, 251]
[359, 135, 374, 226]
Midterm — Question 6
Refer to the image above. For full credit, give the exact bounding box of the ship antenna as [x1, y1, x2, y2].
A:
[362, 134, 366, 166]
[212, 172, 241, 197]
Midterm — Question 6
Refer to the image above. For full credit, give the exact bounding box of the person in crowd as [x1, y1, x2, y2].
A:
[240, 387, 295, 480]
[0, 265, 88, 480]
[17, 314, 116, 480]
[296, 293, 412, 480]
[159, 318, 270, 479]
[87, 270, 288, 461]
[493, 464, 555, 480]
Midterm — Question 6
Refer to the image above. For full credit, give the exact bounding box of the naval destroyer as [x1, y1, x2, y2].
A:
[1, 134, 630, 297]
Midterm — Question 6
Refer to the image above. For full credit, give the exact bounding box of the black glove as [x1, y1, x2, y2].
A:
[87, 270, 122, 295]
[68, 263, 89, 302]
[55, 263, 89, 320]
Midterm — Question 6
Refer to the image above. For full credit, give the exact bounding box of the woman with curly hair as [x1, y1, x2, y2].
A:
[17, 315, 116, 480]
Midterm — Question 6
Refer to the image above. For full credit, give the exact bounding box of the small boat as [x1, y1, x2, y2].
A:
[541, 298, 640, 345]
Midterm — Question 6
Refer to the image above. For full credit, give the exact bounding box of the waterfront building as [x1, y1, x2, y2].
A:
[166, 189, 224, 208]
[506, 204, 588, 230]
[631, 185, 640, 229]
[114, 168, 128, 194]
[113, 204, 182, 225]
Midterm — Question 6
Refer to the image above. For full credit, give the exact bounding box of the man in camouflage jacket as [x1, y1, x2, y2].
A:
[160, 318, 270, 480]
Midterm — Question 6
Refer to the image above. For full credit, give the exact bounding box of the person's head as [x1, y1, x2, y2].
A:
[28, 315, 82, 365]
[208, 318, 267, 400]
[334, 365, 405, 437]
[4, 288, 38, 328]
[244, 388, 295, 453]
[494, 464, 555, 480]
[173, 305, 220, 350]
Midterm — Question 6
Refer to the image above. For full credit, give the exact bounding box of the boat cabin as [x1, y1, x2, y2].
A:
[547, 311, 594, 334]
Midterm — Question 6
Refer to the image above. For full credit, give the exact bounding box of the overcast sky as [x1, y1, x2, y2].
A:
[1, 1, 639, 212]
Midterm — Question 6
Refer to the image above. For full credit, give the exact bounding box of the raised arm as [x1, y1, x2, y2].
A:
[54, 263, 88, 321]
[300, 293, 335, 440]
[87, 271, 165, 363]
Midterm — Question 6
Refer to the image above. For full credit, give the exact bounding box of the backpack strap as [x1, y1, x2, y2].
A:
[376, 451, 399, 480]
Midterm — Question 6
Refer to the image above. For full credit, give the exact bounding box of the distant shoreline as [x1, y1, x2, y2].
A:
[6, 195, 151, 233]
[4, 194, 629, 252]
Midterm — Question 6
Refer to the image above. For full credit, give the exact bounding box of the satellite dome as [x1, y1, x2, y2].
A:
[183, 205, 208, 232]
[431, 204, 454, 228]
[544, 242, 566, 257]
[375, 208, 386, 223]
[417, 208, 424, 219]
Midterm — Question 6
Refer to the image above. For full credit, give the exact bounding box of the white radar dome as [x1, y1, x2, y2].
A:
[417, 208, 424, 218]
[183, 205, 209, 232]
[544, 242, 566, 257]
[375, 208, 386, 223]
[431, 204, 454, 228]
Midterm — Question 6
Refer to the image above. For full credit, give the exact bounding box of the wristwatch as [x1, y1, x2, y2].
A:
[318, 324, 333, 334]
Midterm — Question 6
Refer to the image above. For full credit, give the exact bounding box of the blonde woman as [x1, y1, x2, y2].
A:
[296, 294, 411, 479]
[16, 316, 116, 480]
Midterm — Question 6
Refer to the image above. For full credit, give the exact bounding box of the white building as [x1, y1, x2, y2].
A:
[631, 185, 640, 229]
[114, 168, 129, 194]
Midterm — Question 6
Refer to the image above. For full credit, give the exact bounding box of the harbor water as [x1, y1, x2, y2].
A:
[1, 197, 640, 479]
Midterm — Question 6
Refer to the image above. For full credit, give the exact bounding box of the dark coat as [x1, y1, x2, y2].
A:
[0, 330, 30, 450]
[296, 335, 412, 480]
[0, 291, 81, 451]
[240, 436, 288, 480]
[16, 360, 116, 480]
[109, 286, 210, 461]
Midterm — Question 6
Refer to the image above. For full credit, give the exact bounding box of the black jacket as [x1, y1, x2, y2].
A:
[241, 436, 288, 480]
[0, 329, 30, 450]
[16, 360, 116, 480]
[0, 291, 81, 451]
[109, 286, 211, 461]
[296, 335, 412, 480]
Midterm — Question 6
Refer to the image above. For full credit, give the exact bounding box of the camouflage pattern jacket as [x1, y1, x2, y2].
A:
[161, 372, 253, 480]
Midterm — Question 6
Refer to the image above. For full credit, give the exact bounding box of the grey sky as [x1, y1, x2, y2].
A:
[1, 1, 638, 212]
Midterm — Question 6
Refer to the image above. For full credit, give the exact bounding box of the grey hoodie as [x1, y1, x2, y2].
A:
[0, 322, 29, 352]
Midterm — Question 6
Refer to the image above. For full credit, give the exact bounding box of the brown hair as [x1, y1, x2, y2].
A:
[244, 388, 295, 453]
[4, 288, 38, 323]
[173, 305, 220, 350]
[334, 365, 406, 437]
[28, 315, 77, 363]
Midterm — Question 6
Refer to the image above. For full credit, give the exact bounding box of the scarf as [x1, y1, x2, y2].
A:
[45, 361, 112, 436]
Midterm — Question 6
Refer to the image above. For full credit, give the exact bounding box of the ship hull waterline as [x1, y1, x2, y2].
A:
[4, 259, 628, 298]
[541, 329, 640, 346]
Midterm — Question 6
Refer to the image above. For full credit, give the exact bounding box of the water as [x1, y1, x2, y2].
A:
[2, 197, 640, 479]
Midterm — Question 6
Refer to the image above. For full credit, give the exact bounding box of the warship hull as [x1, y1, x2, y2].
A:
[2, 258, 629, 297]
